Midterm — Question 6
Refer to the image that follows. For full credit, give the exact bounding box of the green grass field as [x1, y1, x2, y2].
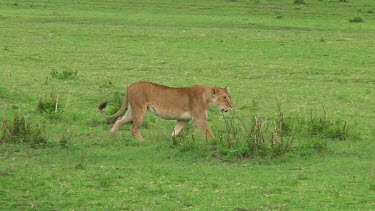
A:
[1, 0, 374, 210]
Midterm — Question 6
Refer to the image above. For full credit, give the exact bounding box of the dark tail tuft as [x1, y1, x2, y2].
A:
[98, 102, 108, 110]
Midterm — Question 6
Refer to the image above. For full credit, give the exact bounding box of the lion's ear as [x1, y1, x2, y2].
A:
[211, 87, 219, 95]
[224, 86, 230, 94]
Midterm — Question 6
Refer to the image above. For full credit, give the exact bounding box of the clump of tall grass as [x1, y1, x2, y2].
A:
[305, 110, 349, 140]
[51, 69, 78, 80]
[59, 128, 74, 147]
[0, 112, 47, 148]
[37, 94, 63, 119]
[37, 94, 59, 113]
[349, 17, 364, 23]
[173, 108, 353, 161]
[99, 79, 114, 88]
[214, 111, 294, 159]
[294, 0, 305, 4]
[215, 109, 352, 160]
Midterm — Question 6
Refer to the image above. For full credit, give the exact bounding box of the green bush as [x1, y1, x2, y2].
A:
[37, 94, 58, 113]
[59, 128, 73, 147]
[349, 17, 364, 23]
[99, 79, 114, 88]
[214, 112, 294, 159]
[0, 112, 47, 148]
[51, 69, 78, 80]
[37, 94, 63, 119]
[304, 112, 349, 140]
[294, 0, 305, 4]
[174, 109, 353, 161]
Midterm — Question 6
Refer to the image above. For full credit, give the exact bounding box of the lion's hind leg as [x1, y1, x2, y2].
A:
[130, 106, 147, 141]
[110, 107, 133, 137]
[172, 120, 189, 137]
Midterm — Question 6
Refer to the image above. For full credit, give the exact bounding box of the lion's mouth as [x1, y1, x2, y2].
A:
[221, 109, 229, 113]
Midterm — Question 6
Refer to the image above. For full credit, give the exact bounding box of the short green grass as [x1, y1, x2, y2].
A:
[1, 0, 374, 210]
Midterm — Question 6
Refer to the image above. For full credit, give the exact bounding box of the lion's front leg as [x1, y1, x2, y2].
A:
[193, 117, 214, 140]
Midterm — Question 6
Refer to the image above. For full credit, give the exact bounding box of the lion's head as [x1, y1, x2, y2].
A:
[210, 87, 234, 113]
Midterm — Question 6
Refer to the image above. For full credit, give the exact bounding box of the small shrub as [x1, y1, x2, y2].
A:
[37, 94, 59, 113]
[349, 17, 364, 23]
[275, 12, 283, 19]
[37, 94, 63, 119]
[311, 139, 328, 152]
[75, 150, 88, 170]
[294, 0, 305, 4]
[282, 110, 351, 141]
[51, 69, 78, 80]
[60, 128, 73, 147]
[0, 112, 47, 147]
[239, 98, 258, 112]
[306, 112, 349, 141]
[3, 44, 9, 52]
[173, 107, 353, 161]
[172, 134, 199, 152]
[213, 111, 294, 160]
[370, 184, 375, 192]
[99, 79, 113, 88]
[171, 133, 215, 160]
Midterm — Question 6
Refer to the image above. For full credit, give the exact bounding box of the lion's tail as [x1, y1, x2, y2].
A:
[98, 91, 129, 119]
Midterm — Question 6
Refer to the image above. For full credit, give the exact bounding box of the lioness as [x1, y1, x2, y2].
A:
[99, 81, 233, 141]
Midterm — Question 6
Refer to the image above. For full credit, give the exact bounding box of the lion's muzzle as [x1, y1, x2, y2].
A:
[221, 108, 231, 113]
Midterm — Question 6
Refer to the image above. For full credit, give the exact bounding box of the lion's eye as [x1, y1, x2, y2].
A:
[224, 96, 227, 100]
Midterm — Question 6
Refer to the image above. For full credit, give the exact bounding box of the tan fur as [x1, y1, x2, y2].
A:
[99, 81, 233, 141]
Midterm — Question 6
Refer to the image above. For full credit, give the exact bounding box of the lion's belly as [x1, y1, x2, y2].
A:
[148, 106, 191, 120]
